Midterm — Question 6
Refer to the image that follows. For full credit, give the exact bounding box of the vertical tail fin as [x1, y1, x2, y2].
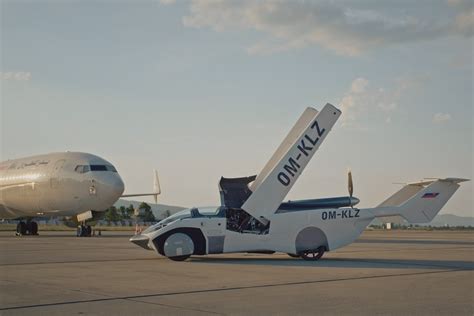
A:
[375, 178, 468, 223]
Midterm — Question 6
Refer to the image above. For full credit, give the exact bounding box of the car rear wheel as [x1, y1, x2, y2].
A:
[300, 246, 325, 261]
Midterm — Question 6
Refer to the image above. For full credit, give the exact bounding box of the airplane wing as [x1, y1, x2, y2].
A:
[241, 103, 341, 222]
[121, 169, 161, 203]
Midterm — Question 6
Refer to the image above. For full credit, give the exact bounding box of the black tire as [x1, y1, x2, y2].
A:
[168, 255, 191, 262]
[30, 221, 38, 235]
[287, 253, 300, 258]
[300, 246, 325, 261]
[16, 221, 27, 235]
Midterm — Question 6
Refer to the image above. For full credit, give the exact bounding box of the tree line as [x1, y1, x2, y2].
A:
[103, 202, 165, 222]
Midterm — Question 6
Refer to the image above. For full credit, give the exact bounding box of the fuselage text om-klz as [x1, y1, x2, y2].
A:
[322, 209, 360, 221]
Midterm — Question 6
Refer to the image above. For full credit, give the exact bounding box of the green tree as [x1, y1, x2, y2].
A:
[127, 204, 135, 217]
[119, 206, 133, 219]
[105, 206, 121, 222]
[138, 202, 156, 222]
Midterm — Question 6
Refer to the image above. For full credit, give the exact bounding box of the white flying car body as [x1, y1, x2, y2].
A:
[130, 103, 468, 261]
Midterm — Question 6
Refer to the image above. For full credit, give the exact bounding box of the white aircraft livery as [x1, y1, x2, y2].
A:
[130, 103, 468, 261]
[0, 152, 159, 235]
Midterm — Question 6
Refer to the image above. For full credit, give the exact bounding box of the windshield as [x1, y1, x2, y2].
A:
[141, 209, 191, 234]
[141, 207, 223, 234]
[197, 207, 221, 216]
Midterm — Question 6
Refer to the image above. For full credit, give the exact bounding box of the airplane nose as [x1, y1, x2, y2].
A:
[112, 175, 125, 197]
[99, 174, 125, 200]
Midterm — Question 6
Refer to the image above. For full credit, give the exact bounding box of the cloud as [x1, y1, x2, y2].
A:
[338, 76, 418, 128]
[433, 113, 452, 123]
[455, 9, 474, 36]
[159, 0, 176, 5]
[350, 78, 369, 94]
[1, 72, 31, 81]
[181, 0, 473, 56]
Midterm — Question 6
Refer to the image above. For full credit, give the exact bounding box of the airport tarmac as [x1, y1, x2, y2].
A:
[0, 230, 472, 315]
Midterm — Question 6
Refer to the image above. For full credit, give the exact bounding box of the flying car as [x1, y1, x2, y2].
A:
[130, 103, 468, 261]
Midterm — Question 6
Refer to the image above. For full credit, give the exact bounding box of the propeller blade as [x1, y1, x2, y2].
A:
[348, 170, 354, 198]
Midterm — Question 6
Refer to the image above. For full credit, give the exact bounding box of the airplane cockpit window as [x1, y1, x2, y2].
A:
[106, 165, 117, 172]
[90, 165, 117, 172]
[90, 165, 107, 171]
[75, 164, 117, 173]
[74, 165, 90, 174]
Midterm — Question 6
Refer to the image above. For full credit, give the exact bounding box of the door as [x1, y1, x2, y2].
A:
[50, 159, 65, 189]
[201, 217, 226, 254]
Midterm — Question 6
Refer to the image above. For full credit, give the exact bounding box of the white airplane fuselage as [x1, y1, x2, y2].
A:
[0, 152, 125, 219]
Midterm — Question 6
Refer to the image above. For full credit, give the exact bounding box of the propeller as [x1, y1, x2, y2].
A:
[348, 169, 354, 208]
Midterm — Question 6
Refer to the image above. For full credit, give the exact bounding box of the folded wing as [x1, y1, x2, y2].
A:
[242, 103, 341, 222]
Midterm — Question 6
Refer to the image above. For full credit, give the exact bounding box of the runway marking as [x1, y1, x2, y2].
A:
[0, 268, 470, 312]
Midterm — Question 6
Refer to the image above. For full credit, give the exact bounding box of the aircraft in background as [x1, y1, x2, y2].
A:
[130, 103, 468, 261]
[0, 152, 160, 235]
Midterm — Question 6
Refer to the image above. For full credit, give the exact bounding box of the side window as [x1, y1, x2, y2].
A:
[106, 165, 117, 172]
[74, 165, 90, 174]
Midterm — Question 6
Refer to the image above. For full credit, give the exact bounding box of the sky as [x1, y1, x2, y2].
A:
[1, 0, 473, 216]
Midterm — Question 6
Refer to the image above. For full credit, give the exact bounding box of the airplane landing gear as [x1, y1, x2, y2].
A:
[77, 223, 92, 237]
[300, 246, 325, 261]
[16, 220, 38, 236]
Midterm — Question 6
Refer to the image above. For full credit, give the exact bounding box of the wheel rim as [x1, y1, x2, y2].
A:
[301, 247, 325, 261]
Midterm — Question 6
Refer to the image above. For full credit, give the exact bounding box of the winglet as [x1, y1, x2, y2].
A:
[153, 169, 161, 203]
[121, 169, 161, 203]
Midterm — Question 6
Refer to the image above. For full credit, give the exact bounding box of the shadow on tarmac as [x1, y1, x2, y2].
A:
[190, 256, 474, 270]
[356, 239, 474, 246]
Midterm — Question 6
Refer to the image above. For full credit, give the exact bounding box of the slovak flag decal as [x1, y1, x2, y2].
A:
[422, 192, 439, 199]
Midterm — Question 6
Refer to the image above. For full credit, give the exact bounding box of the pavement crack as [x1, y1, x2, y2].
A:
[125, 298, 225, 315]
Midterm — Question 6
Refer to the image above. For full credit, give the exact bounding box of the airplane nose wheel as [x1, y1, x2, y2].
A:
[300, 246, 325, 261]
